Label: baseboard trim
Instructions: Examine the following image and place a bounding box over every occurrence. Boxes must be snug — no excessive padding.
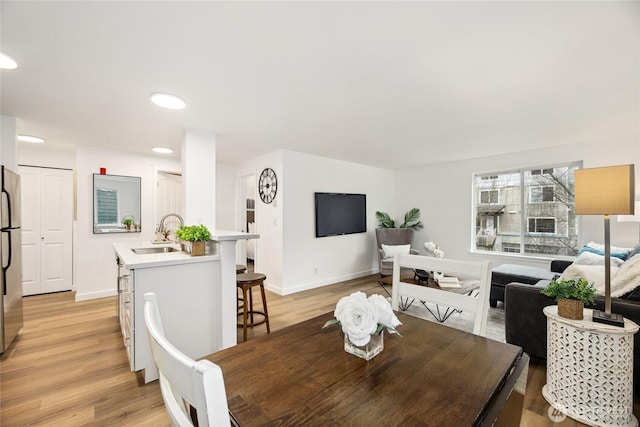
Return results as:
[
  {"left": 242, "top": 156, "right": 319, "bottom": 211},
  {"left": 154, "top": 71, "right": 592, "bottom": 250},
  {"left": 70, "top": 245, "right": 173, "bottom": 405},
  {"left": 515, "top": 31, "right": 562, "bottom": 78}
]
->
[
  {"left": 265, "top": 269, "right": 378, "bottom": 296},
  {"left": 75, "top": 289, "right": 118, "bottom": 301}
]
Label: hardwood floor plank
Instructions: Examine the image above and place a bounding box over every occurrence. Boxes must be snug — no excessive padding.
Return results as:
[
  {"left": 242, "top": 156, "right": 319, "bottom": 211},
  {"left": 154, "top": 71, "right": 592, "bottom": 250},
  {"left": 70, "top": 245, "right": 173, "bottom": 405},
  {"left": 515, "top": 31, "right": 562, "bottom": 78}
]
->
[{"left": 1, "top": 276, "right": 637, "bottom": 426}]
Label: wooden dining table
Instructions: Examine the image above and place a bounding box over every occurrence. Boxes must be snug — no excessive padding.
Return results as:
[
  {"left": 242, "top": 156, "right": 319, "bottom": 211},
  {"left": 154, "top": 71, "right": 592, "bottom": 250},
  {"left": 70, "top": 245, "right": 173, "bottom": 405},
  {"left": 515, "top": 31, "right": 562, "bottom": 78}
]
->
[{"left": 205, "top": 311, "right": 528, "bottom": 426}]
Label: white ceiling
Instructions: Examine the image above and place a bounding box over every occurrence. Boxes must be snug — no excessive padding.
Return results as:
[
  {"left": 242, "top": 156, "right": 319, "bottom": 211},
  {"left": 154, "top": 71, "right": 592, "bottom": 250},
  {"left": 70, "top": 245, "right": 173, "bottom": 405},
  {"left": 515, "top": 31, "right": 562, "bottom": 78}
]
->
[{"left": 1, "top": 1, "right": 638, "bottom": 170}]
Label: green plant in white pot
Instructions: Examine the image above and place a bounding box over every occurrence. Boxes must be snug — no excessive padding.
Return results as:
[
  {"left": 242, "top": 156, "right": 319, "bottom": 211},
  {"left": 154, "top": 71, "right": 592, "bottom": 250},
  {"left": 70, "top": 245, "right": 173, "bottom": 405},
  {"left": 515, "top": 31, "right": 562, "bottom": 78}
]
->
[{"left": 175, "top": 224, "right": 211, "bottom": 256}]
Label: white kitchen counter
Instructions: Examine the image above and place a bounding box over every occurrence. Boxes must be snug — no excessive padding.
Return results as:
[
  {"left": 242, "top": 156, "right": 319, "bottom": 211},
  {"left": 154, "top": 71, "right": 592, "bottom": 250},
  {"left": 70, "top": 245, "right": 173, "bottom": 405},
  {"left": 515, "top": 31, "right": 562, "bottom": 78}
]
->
[
  {"left": 113, "top": 229, "right": 258, "bottom": 269},
  {"left": 113, "top": 241, "right": 220, "bottom": 269},
  {"left": 114, "top": 229, "right": 260, "bottom": 382}
]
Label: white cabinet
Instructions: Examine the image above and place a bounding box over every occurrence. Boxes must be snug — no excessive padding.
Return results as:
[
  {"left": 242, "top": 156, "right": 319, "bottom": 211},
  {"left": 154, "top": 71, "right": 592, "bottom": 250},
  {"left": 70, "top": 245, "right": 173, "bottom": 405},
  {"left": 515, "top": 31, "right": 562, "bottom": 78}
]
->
[{"left": 115, "top": 251, "right": 220, "bottom": 383}]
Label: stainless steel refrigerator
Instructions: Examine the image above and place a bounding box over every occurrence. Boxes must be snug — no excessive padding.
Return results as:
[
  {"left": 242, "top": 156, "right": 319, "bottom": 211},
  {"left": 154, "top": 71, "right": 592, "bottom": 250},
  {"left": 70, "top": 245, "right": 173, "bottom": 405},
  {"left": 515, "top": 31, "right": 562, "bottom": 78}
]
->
[{"left": 1, "top": 165, "right": 23, "bottom": 354}]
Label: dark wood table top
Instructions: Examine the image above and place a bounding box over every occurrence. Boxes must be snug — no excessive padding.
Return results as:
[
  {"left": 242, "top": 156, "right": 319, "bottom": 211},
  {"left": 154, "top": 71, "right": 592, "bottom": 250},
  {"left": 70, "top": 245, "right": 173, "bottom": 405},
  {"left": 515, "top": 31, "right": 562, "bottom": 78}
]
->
[{"left": 205, "top": 312, "right": 524, "bottom": 426}]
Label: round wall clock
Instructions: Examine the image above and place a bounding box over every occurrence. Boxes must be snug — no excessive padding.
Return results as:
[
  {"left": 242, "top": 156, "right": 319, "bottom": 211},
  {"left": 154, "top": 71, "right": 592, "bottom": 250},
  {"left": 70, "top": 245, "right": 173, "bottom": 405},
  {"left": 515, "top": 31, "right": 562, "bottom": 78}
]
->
[{"left": 258, "top": 168, "right": 278, "bottom": 204}]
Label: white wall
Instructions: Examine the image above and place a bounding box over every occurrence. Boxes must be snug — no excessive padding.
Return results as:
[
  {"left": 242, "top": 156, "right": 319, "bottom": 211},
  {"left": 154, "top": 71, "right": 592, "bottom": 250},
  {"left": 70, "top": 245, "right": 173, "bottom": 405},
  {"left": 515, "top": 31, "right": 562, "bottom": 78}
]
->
[
  {"left": 1, "top": 115, "right": 17, "bottom": 170},
  {"left": 395, "top": 136, "right": 640, "bottom": 270},
  {"left": 281, "top": 151, "right": 395, "bottom": 294},
  {"left": 75, "top": 146, "right": 180, "bottom": 301},
  {"left": 238, "top": 151, "right": 284, "bottom": 292},
  {"left": 239, "top": 150, "right": 394, "bottom": 295},
  {"left": 19, "top": 146, "right": 76, "bottom": 170},
  {"left": 216, "top": 162, "right": 238, "bottom": 230}
]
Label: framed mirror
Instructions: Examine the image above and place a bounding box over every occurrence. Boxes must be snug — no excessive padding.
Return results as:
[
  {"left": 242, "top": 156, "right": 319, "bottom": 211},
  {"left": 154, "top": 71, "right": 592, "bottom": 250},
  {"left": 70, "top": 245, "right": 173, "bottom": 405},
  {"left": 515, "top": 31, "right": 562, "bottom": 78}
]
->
[{"left": 93, "top": 174, "right": 141, "bottom": 234}]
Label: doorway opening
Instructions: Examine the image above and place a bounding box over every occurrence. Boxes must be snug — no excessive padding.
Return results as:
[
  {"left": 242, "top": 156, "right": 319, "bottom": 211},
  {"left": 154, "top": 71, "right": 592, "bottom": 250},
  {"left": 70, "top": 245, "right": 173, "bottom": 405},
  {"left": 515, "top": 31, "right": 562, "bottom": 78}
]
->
[{"left": 157, "top": 171, "right": 183, "bottom": 234}]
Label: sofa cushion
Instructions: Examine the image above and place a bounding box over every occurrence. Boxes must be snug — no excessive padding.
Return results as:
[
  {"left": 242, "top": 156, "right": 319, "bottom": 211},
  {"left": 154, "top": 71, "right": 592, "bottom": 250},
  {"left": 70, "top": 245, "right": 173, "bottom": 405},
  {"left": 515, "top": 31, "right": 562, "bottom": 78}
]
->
[{"left": 492, "top": 264, "right": 558, "bottom": 285}]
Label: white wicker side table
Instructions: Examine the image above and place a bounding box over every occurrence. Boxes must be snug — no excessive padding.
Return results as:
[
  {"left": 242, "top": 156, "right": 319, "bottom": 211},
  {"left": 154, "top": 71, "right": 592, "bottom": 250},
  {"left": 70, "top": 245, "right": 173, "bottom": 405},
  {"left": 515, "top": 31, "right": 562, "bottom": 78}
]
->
[{"left": 542, "top": 306, "right": 639, "bottom": 427}]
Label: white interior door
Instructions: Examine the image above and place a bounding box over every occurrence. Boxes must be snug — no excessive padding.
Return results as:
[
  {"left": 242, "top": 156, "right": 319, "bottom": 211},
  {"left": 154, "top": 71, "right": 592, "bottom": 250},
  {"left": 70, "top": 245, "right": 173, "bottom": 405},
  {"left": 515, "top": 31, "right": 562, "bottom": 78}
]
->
[
  {"left": 157, "top": 171, "right": 183, "bottom": 232},
  {"left": 20, "top": 166, "right": 73, "bottom": 296}
]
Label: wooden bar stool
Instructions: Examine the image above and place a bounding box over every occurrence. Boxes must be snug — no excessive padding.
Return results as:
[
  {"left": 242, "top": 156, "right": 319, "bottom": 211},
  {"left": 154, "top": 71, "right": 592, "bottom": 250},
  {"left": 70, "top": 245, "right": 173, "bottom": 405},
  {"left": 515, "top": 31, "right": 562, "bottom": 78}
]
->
[
  {"left": 236, "top": 264, "right": 248, "bottom": 311},
  {"left": 236, "top": 272, "right": 270, "bottom": 342}
]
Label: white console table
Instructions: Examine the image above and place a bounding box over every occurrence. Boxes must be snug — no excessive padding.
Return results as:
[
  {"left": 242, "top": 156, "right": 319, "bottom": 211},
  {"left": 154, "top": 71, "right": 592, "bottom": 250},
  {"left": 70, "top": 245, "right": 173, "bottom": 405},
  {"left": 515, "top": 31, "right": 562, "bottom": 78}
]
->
[{"left": 542, "top": 306, "right": 639, "bottom": 427}]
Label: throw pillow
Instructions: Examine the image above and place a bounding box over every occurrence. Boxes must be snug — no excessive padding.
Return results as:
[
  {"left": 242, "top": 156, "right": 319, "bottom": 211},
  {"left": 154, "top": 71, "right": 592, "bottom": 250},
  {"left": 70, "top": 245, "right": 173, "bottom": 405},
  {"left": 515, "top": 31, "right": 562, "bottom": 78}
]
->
[
  {"left": 381, "top": 244, "right": 411, "bottom": 259},
  {"left": 573, "top": 251, "right": 625, "bottom": 268},
  {"left": 579, "top": 241, "right": 632, "bottom": 260},
  {"left": 627, "top": 244, "right": 640, "bottom": 261}
]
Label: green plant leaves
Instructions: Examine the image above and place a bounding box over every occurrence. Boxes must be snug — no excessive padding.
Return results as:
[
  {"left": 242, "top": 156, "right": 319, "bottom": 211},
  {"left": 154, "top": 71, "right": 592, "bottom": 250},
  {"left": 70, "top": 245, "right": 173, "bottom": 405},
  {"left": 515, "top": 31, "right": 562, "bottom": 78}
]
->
[
  {"left": 399, "top": 208, "right": 424, "bottom": 231},
  {"left": 376, "top": 208, "right": 423, "bottom": 231},
  {"left": 375, "top": 211, "right": 396, "bottom": 228},
  {"left": 541, "top": 278, "right": 596, "bottom": 305},
  {"left": 175, "top": 224, "right": 211, "bottom": 242}
]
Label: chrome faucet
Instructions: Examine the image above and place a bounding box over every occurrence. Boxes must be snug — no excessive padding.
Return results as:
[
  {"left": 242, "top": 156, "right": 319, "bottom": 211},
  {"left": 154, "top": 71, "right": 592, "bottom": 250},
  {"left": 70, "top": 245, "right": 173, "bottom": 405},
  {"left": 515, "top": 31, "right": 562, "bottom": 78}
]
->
[{"left": 158, "top": 213, "right": 184, "bottom": 241}]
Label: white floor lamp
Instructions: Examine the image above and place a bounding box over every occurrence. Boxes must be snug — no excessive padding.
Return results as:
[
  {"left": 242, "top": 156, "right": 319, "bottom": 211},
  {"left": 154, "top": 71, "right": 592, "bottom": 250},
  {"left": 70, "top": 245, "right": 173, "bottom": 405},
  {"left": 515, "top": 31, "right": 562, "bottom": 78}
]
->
[{"left": 575, "top": 164, "right": 635, "bottom": 327}]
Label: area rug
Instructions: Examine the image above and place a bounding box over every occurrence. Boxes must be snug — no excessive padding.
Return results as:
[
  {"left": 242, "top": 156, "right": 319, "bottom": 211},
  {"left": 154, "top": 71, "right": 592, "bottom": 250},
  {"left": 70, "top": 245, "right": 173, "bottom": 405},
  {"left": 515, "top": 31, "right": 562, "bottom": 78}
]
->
[{"left": 400, "top": 299, "right": 506, "bottom": 343}]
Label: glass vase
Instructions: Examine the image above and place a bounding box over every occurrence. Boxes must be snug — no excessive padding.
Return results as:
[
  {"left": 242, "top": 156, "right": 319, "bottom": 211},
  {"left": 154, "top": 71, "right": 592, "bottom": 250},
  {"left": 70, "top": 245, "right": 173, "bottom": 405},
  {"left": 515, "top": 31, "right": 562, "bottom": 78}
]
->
[{"left": 344, "top": 331, "right": 384, "bottom": 361}]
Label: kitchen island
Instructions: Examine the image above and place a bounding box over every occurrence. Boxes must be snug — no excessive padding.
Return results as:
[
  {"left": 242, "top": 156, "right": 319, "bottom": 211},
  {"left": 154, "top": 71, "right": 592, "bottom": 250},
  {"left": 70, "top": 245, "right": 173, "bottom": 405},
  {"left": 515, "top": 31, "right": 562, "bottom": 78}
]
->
[{"left": 114, "top": 230, "right": 258, "bottom": 383}]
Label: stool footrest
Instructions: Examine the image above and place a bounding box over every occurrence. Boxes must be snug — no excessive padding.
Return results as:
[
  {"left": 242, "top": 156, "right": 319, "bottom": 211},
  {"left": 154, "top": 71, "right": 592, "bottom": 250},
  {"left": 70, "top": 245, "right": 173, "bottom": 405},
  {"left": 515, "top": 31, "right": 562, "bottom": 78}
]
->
[{"left": 237, "top": 311, "right": 268, "bottom": 328}]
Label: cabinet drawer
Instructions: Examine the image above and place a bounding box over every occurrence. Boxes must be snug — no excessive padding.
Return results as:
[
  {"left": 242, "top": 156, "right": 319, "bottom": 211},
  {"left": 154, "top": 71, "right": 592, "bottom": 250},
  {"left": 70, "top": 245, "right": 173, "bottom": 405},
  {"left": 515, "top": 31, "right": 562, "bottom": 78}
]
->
[
  {"left": 123, "top": 310, "right": 134, "bottom": 370},
  {"left": 120, "top": 275, "right": 132, "bottom": 293}
]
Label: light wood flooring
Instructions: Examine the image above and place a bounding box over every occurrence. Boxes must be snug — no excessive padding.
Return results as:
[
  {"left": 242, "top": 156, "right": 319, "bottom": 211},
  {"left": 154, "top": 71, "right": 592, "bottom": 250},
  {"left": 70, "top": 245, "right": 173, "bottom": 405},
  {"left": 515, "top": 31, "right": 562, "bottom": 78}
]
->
[{"left": 1, "top": 274, "right": 637, "bottom": 426}]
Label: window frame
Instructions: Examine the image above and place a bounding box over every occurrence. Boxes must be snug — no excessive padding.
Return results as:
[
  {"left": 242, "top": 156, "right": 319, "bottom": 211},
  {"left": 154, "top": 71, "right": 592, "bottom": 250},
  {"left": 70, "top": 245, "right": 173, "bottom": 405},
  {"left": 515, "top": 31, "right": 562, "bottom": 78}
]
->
[
  {"left": 480, "top": 189, "right": 500, "bottom": 204},
  {"left": 472, "top": 161, "right": 582, "bottom": 258},
  {"left": 529, "top": 185, "right": 556, "bottom": 203},
  {"left": 527, "top": 216, "right": 556, "bottom": 234}
]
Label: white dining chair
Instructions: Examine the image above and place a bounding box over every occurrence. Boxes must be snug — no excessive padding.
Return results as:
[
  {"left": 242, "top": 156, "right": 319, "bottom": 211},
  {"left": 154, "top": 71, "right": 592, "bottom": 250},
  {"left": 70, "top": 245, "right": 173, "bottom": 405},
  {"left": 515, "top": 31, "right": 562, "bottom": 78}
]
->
[
  {"left": 143, "top": 292, "right": 236, "bottom": 427},
  {"left": 391, "top": 253, "right": 492, "bottom": 336}
]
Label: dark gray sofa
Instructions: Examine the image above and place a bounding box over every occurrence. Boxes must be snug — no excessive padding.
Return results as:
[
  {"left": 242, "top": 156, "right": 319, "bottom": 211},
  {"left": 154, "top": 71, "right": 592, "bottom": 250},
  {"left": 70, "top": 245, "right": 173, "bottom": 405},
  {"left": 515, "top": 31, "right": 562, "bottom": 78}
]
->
[{"left": 505, "top": 280, "right": 640, "bottom": 390}]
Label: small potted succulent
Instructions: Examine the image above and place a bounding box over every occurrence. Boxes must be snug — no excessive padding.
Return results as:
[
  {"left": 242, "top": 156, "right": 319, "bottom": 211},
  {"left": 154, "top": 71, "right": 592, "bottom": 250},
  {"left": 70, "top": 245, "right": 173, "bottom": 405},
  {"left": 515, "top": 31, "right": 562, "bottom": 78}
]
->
[
  {"left": 541, "top": 278, "right": 596, "bottom": 320},
  {"left": 122, "top": 216, "right": 134, "bottom": 230},
  {"left": 175, "top": 224, "right": 211, "bottom": 256}
]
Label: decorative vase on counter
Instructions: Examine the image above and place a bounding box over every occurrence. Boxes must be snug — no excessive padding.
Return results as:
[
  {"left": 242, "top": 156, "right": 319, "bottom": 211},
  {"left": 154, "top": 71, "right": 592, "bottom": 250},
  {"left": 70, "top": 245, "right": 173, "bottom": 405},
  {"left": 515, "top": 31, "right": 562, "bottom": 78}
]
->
[
  {"left": 344, "top": 331, "right": 384, "bottom": 361},
  {"left": 184, "top": 241, "right": 206, "bottom": 256}
]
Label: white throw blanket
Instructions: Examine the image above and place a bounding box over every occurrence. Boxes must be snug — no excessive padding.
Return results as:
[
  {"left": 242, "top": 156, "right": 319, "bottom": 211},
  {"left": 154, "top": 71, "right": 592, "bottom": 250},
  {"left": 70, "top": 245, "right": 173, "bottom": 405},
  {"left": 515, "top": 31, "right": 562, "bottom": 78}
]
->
[{"left": 560, "top": 254, "right": 640, "bottom": 297}]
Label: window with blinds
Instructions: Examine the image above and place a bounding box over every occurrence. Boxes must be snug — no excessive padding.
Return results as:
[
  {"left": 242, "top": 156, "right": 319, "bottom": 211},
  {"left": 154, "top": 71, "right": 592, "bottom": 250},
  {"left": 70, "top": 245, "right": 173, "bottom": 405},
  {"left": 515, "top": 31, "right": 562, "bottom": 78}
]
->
[{"left": 95, "top": 188, "right": 119, "bottom": 225}]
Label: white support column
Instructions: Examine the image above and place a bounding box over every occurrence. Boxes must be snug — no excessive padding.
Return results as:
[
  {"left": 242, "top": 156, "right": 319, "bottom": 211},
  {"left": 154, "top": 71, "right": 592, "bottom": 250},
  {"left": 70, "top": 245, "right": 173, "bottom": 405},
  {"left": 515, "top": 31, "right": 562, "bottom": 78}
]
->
[
  {"left": 210, "top": 230, "right": 260, "bottom": 350},
  {"left": 217, "top": 239, "right": 238, "bottom": 349},
  {"left": 182, "top": 129, "right": 216, "bottom": 229}
]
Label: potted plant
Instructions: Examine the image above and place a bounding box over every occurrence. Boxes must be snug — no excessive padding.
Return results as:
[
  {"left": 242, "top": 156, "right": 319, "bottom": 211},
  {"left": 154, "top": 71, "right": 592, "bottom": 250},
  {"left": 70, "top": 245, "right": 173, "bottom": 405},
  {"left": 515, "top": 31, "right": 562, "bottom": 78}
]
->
[
  {"left": 541, "top": 278, "right": 596, "bottom": 320},
  {"left": 175, "top": 224, "right": 211, "bottom": 256},
  {"left": 375, "top": 208, "right": 424, "bottom": 231},
  {"left": 122, "top": 216, "right": 134, "bottom": 230}
]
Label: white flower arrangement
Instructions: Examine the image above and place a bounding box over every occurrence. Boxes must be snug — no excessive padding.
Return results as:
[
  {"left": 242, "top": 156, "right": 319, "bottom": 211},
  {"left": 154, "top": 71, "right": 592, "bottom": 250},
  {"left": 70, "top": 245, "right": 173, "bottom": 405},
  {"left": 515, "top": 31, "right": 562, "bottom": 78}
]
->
[
  {"left": 323, "top": 292, "right": 402, "bottom": 346},
  {"left": 424, "top": 241, "right": 445, "bottom": 258}
]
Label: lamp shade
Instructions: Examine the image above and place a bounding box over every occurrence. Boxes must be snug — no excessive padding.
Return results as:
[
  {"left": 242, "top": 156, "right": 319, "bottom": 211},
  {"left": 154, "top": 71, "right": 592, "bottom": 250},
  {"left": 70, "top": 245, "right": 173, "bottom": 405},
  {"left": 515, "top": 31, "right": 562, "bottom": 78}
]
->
[{"left": 575, "top": 164, "right": 635, "bottom": 215}]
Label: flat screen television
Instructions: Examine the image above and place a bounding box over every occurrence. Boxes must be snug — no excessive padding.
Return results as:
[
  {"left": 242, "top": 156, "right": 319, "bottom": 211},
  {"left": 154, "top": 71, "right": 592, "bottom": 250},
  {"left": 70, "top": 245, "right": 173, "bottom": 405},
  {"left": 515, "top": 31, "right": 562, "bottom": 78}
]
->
[{"left": 315, "top": 192, "right": 367, "bottom": 238}]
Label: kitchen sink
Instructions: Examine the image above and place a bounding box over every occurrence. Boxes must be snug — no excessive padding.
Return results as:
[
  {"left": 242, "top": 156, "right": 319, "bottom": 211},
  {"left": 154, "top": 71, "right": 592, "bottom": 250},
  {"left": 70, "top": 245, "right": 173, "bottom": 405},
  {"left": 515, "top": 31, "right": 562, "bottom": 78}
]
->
[{"left": 131, "top": 247, "right": 180, "bottom": 255}]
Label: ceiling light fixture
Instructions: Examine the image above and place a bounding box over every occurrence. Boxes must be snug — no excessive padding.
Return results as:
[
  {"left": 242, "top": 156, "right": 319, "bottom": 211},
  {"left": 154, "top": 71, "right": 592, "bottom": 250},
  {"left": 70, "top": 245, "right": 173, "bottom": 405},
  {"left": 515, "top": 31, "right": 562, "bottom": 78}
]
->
[
  {"left": 17, "top": 134, "right": 45, "bottom": 143},
  {"left": 0, "top": 52, "right": 18, "bottom": 70},
  {"left": 152, "top": 147, "right": 173, "bottom": 154},
  {"left": 150, "top": 93, "right": 186, "bottom": 110}
]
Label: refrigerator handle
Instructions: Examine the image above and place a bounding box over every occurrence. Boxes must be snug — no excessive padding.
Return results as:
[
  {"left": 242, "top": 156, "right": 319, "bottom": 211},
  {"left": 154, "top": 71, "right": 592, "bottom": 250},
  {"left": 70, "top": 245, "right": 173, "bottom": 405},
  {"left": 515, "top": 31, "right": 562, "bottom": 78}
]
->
[
  {"left": 2, "top": 188, "right": 11, "bottom": 228},
  {"left": 1, "top": 230, "right": 9, "bottom": 296}
]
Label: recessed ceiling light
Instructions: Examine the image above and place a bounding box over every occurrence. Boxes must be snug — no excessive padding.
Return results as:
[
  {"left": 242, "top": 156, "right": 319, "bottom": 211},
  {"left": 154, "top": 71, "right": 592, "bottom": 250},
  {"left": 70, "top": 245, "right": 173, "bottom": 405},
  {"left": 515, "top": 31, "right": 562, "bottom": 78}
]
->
[
  {"left": 0, "top": 52, "right": 18, "bottom": 70},
  {"left": 150, "top": 93, "right": 186, "bottom": 110},
  {"left": 152, "top": 147, "right": 173, "bottom": 154},
  {"left": 17, "top": 134, "right": 45, "bottom": 143}
]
